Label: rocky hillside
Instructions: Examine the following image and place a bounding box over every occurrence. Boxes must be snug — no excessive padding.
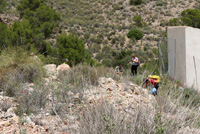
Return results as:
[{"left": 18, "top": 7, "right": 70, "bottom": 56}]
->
[
  {"left": 1, "top": 1, "right": 200, "bottom": 133},
  {"left": 1, "top": 0, "right": 199, "bottom": 69},
  {"left": 0, "top": 76, "right": 155, "bottom": 133},
  {"left": 2, "top": 0, "right": 199, "bottom": 50},
  {"left": 0, "top": 64, "right": 155, "bottom": 133}
]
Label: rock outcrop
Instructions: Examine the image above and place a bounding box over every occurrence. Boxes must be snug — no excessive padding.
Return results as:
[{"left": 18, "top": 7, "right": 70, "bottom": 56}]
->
[
  {"left": 56, "top": 64, "right": 70, "bottom": 75},
  {"left": 1, "top": 74, "right": 199, "bottom": 134},
  {"left": 84, "top": 77, "right": 156, "bottom": 114}
]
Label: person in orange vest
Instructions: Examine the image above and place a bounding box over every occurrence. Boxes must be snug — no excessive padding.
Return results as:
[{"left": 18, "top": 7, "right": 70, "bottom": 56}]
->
[{"left": 143, "top": 75, "right": 160, "bottom": 96}]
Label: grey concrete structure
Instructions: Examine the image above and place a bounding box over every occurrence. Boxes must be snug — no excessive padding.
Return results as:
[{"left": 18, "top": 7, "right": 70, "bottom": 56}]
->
[{"left": 168, "top": 26, "right": 200, "bottom": 90}]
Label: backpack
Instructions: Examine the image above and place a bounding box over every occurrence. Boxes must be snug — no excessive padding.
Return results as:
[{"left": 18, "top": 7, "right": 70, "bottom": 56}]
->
[{"left": 138, "top": 59, "right": 140, "bottom": 66}]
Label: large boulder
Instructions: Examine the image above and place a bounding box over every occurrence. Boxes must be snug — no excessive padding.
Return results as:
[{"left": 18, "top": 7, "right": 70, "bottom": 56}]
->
[{"left": 57, "top": 64, "right": 70, "bottom": 75}]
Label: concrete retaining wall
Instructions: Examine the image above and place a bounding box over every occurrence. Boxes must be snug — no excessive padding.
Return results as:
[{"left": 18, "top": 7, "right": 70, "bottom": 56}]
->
[{"left": 168, "top": 26, "right": 200, "bottom": 90}]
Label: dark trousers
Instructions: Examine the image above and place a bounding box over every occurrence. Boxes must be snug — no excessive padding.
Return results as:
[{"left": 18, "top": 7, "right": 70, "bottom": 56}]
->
[{"left": 131, "top": 65, "right": 138, "bottom": 75}]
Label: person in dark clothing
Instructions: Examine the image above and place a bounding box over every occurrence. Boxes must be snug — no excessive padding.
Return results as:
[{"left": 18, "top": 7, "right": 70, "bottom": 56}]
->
[{"left": 131, "top": 54, "right": 139, "bottom": 75}]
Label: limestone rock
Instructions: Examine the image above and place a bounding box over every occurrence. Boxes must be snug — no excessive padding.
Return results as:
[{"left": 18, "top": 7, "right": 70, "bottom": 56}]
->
[
  {"left": 98, "top": 77, "right": 119, "bottom": 91},
  {"left": 0, "top": 120, "right": 10, "bottom": 127},
  {"left": 57, "top": 64, "right": 70, "bottom": 75},
  {"left": 11, "top": 116, "right": 19, "bottom": 123}
]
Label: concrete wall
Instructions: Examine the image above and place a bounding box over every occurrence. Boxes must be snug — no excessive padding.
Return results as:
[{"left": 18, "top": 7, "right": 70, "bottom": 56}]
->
[
  {"left": 167, "top": 26, "right": 186, "bottom": 84},
  {"left": 168, "top": 26, "right": 200, "bottom": 90},
  {"left": 185, "top": 27, "right": 200, "bottom": 90}
]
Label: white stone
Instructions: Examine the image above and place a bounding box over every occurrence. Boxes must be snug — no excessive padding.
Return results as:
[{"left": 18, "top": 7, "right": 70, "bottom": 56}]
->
[
  {"left": 57, "top": 64, "right": 70, "bottom": 75},
  {"left": 7, "top": 107, "right": 17, "bottom": 113}
]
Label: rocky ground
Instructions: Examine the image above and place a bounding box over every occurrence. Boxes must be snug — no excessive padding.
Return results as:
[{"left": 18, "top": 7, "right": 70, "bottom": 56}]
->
[
  {"left": 0, "top": 64, "right": 157, "bottom": 134},
  {"left": 1, "top": 64, "right": 200, "bottom": 134}
]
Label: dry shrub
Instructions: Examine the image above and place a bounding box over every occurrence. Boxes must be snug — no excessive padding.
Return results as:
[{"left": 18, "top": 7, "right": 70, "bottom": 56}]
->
[
  {"left": 0, "top": 48, "right": 44, "bottom": 96},
  {"left": 0, "top": 101, "right": 11, "bottom": 112},
  {"left": 79, "top": 100, "right": 200, "bottom": 134},
  {"left": 77, "top": 72, "right": 200, "bottom": 134},
  {"left": 154, "top": 75, "right": 200, "bottom": 133},
  {"left": 53, "top": 64, "right": 120, "bottom": 117},
  {"left": 59, "top": 64, "right": 120, "bottom": 87},
  {"left": 15, "top": 83, "right": 49, "bottom": 116},
  {"left": 79, "top": 101, "right": 156, "bottom": 134}
]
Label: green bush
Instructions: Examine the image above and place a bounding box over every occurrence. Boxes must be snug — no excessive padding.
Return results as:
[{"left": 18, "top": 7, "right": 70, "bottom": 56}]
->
[
  {"left": 168, "top": 18, "right": 181, "bottom": 26},
  {"left": 95, "top": 52, "right": 103, "bottom": 61},
  {"left": 112, "top": 57, "right": 130, "bottom": 69},
  {"left": 35, "top": 4, "right": 60, "bottom": 23},
  {"left": 160, "top": 75, "right": 200, "bottom": 108},
  {"left": 181, "top": 9, "right": 200, "bottom": 28},
  {"left": 130, "top": 0, "right": 142, "bottom": 5},
  {"left": 9, "top": 19, "right": 33, "bottom": 47},
  {"left": 102, "top": 46, "right": 111, "bottom": 54},
  {"left": 133, "top": 15, "right": 143, "bottom": 27},
  {"left": 0, "top": 22, "right": 9, "bottom": 49},
  {"left": 84, "top": 33, "right": 90, "bottom": 40},
  {"left": 40, "top": 22, "right": 52, "bottom": 38},
  {"left": 127, "top": 28, "right": 143, "bottom": 40},
  {"left": 57, "top": 33, "right": 89, "bottom": 66},
  {"left": 102, "top": 59, "right": 112, "bottom": 67},
  {"left": 0, "top": 0, "right": 6, "bottom": 13},
  {"left": 17, "top": 0, "right": 43, "bottom": 14},
  {"left": 12, "top": 0, "right": 60, "bottom": 54}
]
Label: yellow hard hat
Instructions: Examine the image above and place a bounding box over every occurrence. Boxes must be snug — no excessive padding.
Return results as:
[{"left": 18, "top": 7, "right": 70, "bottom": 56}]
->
[{"left": 149, "top": 75, "right": 160, "bottom": 82}]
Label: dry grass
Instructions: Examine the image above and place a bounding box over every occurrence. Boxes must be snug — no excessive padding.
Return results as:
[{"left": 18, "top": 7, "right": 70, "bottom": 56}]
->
[
  {"left": 58, "top": 64, "right": 120, "bottom": 87},
  {"left": 14, "top": 82, "right": 49, "bottom": 116},
  {"left": 77, "top": 72, "right": 200, "bottom": 134},
  {"left": 79, "top": 101, "right": 155, "bottom": 134},
  {"left": 0, "top": 47, "right": 44, "bottom": 96},
  {"left": 50, "top": 64, "right": 121, "bottom": 118}
]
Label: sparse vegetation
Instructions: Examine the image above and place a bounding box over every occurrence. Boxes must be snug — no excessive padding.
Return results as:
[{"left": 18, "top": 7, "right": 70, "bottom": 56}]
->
[
  {"left": 1, "top": 0, "right": 200, "bottom": 133},
  {"left": 0, "top": 48, "right": 44, "bottom": 97},
  {"left": 133, "top": 15, "right": 143, "bottom": 27},
  {"left": 15, "top": 83, "right": 49, "bottom": 116}
]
